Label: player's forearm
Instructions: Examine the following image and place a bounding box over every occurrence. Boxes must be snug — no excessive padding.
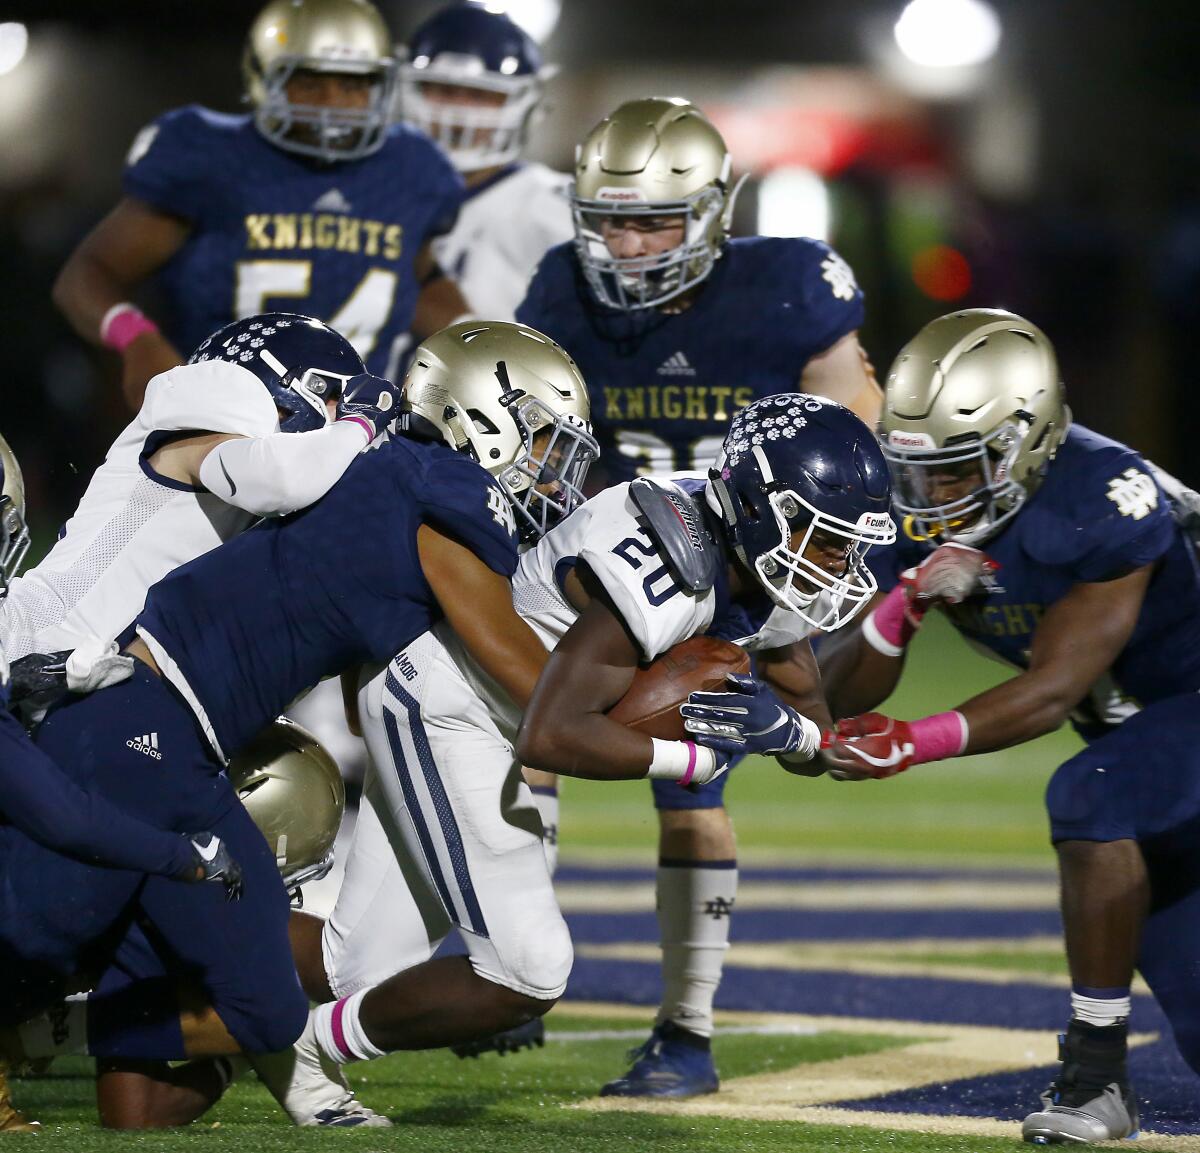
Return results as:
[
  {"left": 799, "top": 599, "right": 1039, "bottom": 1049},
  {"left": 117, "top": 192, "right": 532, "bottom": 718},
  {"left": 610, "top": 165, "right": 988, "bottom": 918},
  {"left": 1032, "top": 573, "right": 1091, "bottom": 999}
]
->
[
  {"left": 817, "top": 627, "right": 905, "bottom": 718},
  {"left": 516, "top": 710, "right": 672, "bottom": 780},
  {"left": 52, "top": 249, "right": 140, "bottom": 346},
  {"left": 957, "top": 674, "right": 1080, "bottom": 755},
  {"left": 198, "top": 421, "right": 369, "bottom": 517},
  {"left": 0, "top": 713, "right": 194, "bottom": 876},
  {"left": 410, "top": 274, "right": 472, "bottom": 341}
]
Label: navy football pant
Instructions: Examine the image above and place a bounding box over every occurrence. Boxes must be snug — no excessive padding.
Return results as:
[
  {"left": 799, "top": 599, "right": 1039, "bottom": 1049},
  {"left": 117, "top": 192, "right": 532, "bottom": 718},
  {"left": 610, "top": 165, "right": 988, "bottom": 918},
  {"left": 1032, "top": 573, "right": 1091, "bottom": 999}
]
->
[
  {"left": 0, "top": 664, "right": 306, "bottom": 1054},
  {"left": 1046, "top": 692, "right": 1200, "bottom": 1076}
]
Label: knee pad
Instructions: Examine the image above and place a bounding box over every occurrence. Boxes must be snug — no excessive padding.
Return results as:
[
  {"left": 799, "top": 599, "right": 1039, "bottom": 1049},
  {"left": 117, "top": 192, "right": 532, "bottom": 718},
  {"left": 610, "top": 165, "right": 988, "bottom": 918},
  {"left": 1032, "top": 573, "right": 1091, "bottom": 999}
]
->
[{"left": 469, "top": 914, "right": 573, "bottom": 1002}]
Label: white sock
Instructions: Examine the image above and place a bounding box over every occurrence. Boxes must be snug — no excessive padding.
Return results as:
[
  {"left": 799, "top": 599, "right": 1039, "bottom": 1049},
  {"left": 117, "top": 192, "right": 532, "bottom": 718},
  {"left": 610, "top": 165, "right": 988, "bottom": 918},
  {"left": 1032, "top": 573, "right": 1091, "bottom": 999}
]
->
[
  {"left": 16, "top": 995, "right": 89, "bottom": 1058},
  {"left": 1071, "top": 991, "right": 1131, "bottom": 1028},
  {"left": 530, "top": 785, "right": 560, "bottom": 876},
  {"left": 655, "top": 861, "right": 737, "bottom": 1039},
  {"left": 313, "top": 991, "right": 387, "bottom": 1065}
]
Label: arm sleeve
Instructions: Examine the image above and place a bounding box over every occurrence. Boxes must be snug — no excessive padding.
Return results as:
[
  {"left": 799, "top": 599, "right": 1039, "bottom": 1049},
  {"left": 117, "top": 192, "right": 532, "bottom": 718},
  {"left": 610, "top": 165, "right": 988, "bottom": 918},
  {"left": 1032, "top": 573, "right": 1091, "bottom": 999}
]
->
[
  {"left": 198, "top": 419, "right": 369, "bottom": 517},
  {"left": 143, "top": 360, "right": 280, "bottom": 438},
  {"left": 0, "top": 709, "right": 194, "bottom": 877}
]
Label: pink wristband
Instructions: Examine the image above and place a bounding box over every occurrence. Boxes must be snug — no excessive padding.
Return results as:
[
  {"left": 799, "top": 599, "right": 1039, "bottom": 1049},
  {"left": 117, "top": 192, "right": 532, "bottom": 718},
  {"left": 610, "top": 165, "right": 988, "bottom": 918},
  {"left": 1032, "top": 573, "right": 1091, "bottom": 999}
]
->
[
  {"left": 100, "top": 304, "right": 159, "bottom": 353},
  {"left": 862, "top": 584, "right": 921, "bottom": 656},
  {"left": 908, "top": 711, "right": 969, "bottom": 764},
  {"left": 677, "top": 741, "right": 699, "bottom": 787},
  {"left": 337, "top": 415, "right": 375, "bottom": 443}
]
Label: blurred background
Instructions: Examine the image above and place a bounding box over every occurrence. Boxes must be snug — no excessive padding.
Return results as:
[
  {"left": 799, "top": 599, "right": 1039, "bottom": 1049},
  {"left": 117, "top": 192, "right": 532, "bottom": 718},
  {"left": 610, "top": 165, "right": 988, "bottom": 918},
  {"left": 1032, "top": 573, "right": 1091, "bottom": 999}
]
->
[{"left": 3, "top": 0, "right": 1200, "bottom": 540}]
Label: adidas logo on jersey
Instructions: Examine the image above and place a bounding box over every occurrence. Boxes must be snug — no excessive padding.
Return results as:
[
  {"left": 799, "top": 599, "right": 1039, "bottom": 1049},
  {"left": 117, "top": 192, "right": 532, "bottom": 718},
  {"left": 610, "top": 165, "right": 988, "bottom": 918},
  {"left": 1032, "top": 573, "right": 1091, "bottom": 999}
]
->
[
  {"left": 657, "top": 351, "right": 696, "bottom": 377},
  {"left": 127, "top": 732, "right": 162, "bottom": 760},
  {"left": 311, "top": 189, "right": 353, "bottom": 214}
]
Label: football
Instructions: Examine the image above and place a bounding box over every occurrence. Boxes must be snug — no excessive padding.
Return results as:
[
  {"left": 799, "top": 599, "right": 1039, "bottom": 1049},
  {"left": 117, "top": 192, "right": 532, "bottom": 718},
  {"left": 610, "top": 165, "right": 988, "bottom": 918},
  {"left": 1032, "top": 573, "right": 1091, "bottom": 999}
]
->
[{"left": 608, "top": 635, "right": 751, "bottom": 741}]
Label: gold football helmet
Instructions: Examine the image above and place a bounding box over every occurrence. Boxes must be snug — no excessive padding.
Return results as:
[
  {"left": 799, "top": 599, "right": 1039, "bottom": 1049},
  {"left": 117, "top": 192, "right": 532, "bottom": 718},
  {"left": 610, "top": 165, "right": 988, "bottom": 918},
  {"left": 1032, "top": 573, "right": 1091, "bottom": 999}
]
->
[
  {"left": 243, "top": 0, "right": 397, "bottom": 162},
  {"left": 401, "top": 320, "right": 599, "bottom": 541},
  {"left": 571, "top": 97, "right": 739, "bottom": 311},
  {"left": 882, "top": 309, "right": 1070, "bottom": 545},
  {"left": 229, "top": 716, "right": 345, "bottom": 896},
  {"left": 0, "top": 434, "right": 30, "bottom": 597}
]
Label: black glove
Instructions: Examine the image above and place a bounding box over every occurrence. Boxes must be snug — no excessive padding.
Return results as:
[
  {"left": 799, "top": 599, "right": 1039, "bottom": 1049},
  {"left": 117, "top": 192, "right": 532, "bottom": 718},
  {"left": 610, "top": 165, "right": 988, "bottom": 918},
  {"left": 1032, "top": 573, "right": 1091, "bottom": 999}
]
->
[
  {"left": 335, "top": 373, "right": 400, "bottom": 439},
  {"left": 7, "top": 650, "right": 70, "bottom": 717},
  {"left": 181, "top": 832, "right": 244, "bottom": 902}
]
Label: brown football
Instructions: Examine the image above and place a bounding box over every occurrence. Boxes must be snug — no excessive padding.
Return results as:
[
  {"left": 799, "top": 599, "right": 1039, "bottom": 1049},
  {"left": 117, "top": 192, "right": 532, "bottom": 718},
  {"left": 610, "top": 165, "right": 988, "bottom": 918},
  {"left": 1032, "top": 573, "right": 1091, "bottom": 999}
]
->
[{"left": 608, "top": 635, "right": 751, "bottom": 741}]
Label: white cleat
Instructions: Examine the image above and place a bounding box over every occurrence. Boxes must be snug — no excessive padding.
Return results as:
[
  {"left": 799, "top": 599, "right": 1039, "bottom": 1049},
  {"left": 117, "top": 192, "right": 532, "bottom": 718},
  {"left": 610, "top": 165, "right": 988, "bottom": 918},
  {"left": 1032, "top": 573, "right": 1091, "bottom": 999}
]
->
[
  {"left": 1022, "top": 1081, "right": 1140, "bottom": 1144},
  {"left": 251, "top": 1014, "right": 391, "bottom": 1128}
]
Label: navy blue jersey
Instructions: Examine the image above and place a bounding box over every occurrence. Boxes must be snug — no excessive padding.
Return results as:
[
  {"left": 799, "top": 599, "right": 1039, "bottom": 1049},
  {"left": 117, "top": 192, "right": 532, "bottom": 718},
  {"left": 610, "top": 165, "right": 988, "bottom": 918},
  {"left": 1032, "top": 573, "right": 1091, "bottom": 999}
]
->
[
  {"left": 124, "top": 106, "right": 464, "bottom": 377},
  {"left": 516, "top": 236, "right": 863, "bottom": 484},
  {"left": 0, "top": 699, "right": 193, "bottom": 879},
  {"left": 869, "top": 425, "right": 1200, "bottom": 732},
  {"left": 137, "top": 437, "right": 518, "bottom": 758}
]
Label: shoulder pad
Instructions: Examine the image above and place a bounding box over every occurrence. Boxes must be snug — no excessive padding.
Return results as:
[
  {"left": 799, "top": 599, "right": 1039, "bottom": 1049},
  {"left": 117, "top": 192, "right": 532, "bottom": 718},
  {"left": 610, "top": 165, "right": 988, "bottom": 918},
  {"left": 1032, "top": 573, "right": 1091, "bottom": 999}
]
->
[{"left": 629, "top": 478, "right": 720, "bottom": 593}]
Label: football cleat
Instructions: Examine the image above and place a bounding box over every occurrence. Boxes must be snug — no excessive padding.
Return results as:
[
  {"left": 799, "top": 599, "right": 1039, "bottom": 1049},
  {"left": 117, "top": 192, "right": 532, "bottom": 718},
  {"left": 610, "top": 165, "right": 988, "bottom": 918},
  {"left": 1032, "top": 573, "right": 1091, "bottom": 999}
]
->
[
  {"left": 251, "top": 1015, "right": 390, "bottom": 1129},
  {"left": 451, "top": 1017, "right": 545, "bottom": 1060},
  {"left": 599, "top": 1023, "right": 719, "bottom": 1099},
  {"left": 1021, "top": 1021, "right": 1139, "bottom": 1145},
  {"left": 0, "top": 1063, "right": 39, "bottom": 1133}
]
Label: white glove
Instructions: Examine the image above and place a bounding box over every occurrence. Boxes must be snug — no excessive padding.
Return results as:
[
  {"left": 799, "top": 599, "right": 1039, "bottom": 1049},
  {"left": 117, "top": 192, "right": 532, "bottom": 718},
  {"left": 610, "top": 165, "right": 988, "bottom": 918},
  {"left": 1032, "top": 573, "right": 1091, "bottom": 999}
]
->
[{"left": 65, "top": 639, "right": 135, "bottom": 694}]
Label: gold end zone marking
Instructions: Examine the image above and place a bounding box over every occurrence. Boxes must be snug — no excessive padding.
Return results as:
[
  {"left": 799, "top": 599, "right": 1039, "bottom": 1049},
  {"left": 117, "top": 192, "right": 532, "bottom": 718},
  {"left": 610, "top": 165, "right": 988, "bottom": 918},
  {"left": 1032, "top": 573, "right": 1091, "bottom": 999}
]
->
[{"left": 563, "top": 1003, "right": 1184, "bottom": 1146}]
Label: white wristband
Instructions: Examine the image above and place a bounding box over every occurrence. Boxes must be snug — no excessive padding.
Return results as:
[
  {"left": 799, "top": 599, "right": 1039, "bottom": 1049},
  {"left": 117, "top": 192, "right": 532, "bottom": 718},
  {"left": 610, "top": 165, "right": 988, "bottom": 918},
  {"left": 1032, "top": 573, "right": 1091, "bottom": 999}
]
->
[{"left": 647, "top": 738, "right": 717, "bottom": 786}]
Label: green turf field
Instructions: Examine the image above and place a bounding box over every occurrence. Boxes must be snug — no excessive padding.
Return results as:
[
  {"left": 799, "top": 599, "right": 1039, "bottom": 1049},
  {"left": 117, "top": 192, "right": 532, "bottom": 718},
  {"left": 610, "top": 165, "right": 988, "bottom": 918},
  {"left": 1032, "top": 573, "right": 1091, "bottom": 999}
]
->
[
  {"left": 8, "top": 616, "right": 1125, "bottom": 1148},
  {"left": 11, "top": 1014, "right": 1033, "bottom": 1152},
  {"left": 561, "top": 615, "right": 1075, "bottom": 864}
]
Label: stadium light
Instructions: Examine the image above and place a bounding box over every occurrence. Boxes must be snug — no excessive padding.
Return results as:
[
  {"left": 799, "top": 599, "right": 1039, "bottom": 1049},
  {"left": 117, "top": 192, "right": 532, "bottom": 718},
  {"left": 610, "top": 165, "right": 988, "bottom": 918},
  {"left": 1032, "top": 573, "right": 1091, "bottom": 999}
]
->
[
  {"left": 893, "top": 0, "right": 1001, "bottom": 68},
  {"left": 0, "top": 22, "right": 28, "bottom": 76},
  {"left": 756, "top": 167, "right": 832, "bottom": 242},
  {"left": 482, "top": 0, "right": 561, "bottom": 42}
]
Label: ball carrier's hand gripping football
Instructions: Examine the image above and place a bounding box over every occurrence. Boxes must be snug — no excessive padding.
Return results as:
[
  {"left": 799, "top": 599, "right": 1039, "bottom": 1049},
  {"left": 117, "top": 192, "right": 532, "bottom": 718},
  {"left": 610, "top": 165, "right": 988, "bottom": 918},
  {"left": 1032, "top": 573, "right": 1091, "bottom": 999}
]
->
[{"left": 682, "top": 675, "right": 822, "bottom": 760}]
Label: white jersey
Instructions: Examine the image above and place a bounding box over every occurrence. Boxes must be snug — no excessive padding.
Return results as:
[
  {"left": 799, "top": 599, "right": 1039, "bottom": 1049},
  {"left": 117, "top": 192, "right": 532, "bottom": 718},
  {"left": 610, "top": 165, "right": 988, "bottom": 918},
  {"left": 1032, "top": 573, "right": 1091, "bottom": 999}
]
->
[
  {"left": 439, "top": 479, "right": 815, "bottom": 737},
  {"left": 433, "top": 162, "right": 573, "bottom": 321},
  {"left": 2, "top": 361, "right": 277, "bottom": 659}
]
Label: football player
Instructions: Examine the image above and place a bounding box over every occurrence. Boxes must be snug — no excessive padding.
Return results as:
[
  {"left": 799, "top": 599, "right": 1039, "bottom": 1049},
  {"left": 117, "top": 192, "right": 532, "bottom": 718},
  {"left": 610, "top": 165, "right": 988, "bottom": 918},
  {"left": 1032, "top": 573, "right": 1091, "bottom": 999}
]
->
[
  {"left": 398, "top": 4, "right": 573, "bottom": 320},
  {"left": 261, "top": 394, "right": 894, "bottom": 1124},
  {"left": 0, "top": 444, "right": 243, "bottom": 1134},
  {"left": 2, "top": 313, "right": 392, "bottom": 671},
  {"left": 817, "top": 309, "right": 1200, "bottom": 1144},
  {"left": 86, "top": 718, "right": 346, "bottom": 1130},
  {"left": 513, "top": 95, "right": 884, "bottom": 1095},
  {"left": 52, "top": 0, "right": 470, "bottom": 410},
  {"left": 0, "top": 320, "right": 596, "bottom": 1129}
]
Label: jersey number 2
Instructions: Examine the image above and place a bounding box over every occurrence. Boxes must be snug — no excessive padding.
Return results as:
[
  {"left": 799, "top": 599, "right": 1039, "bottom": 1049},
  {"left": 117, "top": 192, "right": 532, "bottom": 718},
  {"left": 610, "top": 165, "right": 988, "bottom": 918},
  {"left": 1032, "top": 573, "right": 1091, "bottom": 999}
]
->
[{"left": 612, "top": 530, "right": 681, "bottom": 607}]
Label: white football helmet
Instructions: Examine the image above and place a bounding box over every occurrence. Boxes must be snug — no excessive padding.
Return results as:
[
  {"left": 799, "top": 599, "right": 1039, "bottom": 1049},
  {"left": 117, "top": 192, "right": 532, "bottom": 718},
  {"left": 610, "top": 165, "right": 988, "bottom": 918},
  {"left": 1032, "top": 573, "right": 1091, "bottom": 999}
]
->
[{"left": 399, "top": 4, "right": 554, "bottom": 172}]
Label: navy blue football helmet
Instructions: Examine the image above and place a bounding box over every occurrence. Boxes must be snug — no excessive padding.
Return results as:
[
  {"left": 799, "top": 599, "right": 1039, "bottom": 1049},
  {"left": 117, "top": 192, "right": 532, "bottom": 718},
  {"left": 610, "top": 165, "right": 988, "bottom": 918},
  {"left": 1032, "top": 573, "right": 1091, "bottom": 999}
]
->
[
  {"left": 399, "top": 4, "right": 553, "bottom": 172},
  {"left": 706, "top": 395, "right": 895, "bottom": 632},
  {"left": 189, "top": 314, "right": 365, "bottom": 433},
  {"left": 0, "top": 435, "right": 30, "bottom": 600}
]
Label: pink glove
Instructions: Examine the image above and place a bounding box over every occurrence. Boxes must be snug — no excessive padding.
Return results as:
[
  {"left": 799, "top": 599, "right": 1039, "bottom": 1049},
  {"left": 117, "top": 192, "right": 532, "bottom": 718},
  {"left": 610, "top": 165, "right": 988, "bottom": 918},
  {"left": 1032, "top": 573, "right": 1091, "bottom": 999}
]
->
[{"left": 820, "top": 710, "right": 968, "bottom": 780}]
